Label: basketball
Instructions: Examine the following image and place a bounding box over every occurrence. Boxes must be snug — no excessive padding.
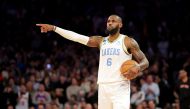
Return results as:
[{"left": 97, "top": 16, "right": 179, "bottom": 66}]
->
[{"left": 120, "top": 60, "right": 138, "bottom": 74}]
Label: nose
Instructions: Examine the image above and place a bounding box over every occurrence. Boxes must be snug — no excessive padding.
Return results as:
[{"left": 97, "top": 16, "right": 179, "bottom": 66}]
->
[{"left": 108, "top": 22, "right": 112, "bottom": 26}]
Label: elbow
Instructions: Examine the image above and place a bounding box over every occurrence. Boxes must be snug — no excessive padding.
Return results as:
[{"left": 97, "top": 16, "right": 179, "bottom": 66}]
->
[{"left": 142, "top": 59, "right": 149, "bottom": 70}]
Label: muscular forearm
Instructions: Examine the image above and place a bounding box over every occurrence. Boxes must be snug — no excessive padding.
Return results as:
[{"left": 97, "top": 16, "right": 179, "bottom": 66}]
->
[{"left": 54, "top": 26, "right": 89, "bottom": 45}]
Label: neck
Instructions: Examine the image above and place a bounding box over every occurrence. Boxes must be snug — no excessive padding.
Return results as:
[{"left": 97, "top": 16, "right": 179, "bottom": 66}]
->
[{"left": 108, "top": 32, "right": 120, "bottom": 42}]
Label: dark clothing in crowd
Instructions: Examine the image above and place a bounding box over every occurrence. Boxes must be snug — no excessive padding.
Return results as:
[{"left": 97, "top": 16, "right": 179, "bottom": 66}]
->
[
  {"left": 85, "top": 90, "right": 98, "bottom": 105},
  {"left": 176, "top": 78, "right": 190, "bottom": 109},
  {"left": 56, "top": 81, "right": 70, "bottom": 104},
  {"left": 158, "top": 79, "right": 173, "bottom": 107},
  {"left": 0, "top": 91, "right": 18, "bottom": 109}
]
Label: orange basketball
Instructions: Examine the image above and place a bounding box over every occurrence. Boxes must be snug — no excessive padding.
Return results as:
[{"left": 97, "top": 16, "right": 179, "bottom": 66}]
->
[{"left": 120, "top": 60, "right": 138, "bottom": 74}]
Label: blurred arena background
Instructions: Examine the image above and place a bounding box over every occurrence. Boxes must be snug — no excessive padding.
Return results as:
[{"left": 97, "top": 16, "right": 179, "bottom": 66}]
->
[{"left": 0, "top": 0, "right": 190, "bottom": 109}]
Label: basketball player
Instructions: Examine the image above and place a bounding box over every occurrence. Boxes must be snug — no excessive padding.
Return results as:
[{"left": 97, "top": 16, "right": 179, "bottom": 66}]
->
[{"left": 36, "top": 15, "right": 149, "bottom": 109}]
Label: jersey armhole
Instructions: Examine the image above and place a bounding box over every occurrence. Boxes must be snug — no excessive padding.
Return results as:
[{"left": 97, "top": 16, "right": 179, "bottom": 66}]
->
[{"left": 122, "top": 35, "right": 130, "bottom": 54}]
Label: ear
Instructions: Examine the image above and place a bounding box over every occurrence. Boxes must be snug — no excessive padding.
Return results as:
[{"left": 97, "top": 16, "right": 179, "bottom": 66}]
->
[{"left": 119, "top": 23, "right": 123, "bottom": 28}]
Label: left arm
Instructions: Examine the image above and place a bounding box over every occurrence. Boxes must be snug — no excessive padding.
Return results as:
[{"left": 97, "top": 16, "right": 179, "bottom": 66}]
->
[
  {"left": 123, "top": 37, "right": 149, "bottom": 79},
  {"left": 125, "top": 37, "right": 149, "bottom": 71}
]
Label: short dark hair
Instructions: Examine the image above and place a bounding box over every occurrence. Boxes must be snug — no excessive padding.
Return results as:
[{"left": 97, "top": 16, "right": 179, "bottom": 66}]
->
[{"left": 109, "top": 14, "right": 122, "bottom": 23}]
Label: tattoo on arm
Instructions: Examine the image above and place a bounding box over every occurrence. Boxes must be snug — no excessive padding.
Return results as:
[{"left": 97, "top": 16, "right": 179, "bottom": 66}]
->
[{"left": 128, "top": 38, "right": 149, "bottom": 71}]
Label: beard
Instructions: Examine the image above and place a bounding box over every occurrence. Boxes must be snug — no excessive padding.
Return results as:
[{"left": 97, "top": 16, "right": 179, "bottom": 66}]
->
[{"left": 105, "top": 26, "right": 119, "bottom": 35}]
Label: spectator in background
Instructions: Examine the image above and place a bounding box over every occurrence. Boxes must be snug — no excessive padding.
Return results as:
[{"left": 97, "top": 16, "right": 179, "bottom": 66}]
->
[
  {"left": 16, "top": 84, "right": 30, "bottom": 109},
  {"left": 158, "top": 72, "right": 173, "bottom": 108},
  {"left": 51, "top": 88, "right": 64, "bottom": 109},
  {"left": 148, "top": 100, "right": 161, "bottom": 109},
  {"left": 64, "top": 103, "right": 72, "bottom": 109},
  {"left": 141, "top": 74, "right": 160, "bottom": 104},
  {"left": 50, "top": 102, "right": 60, "bottom": 109},
  {"left": 37, "top": 104, "right": 45, "bottom": 109},
  {"left": 78, "top": 98, "right": 87, "bottom": 109},
  {"left": 136, "top": 101, "right": 147, "bottom": 109},
  {"left": 1, "top": 85, "right": 18, "bottom": 109},
  {"left": 43, "top": 76, "right": 51, "bottom": 91},
  {"left": 26, "top": 81, "right": 35, "bottom": 108},
  {"left": 49, "top": 73, "right": 59, "bottom": 90},
  {"left": 85, "top": 81, "right": 98, "bottom": 108},
  {"left": 80, "top": 77, "right": 91, "bottom": 94},
  {"left": 29, "top": 106, "right": 35, "bottom": 109},
  {"left": 32, "top": 83, "right": 52, "bottom": 106},
  {"left": 73, "top": 103, "right": 80, "bottom": 109},
  {"left": 174, "top": 69, "right": 190, "bottom": 109},
  {"left": 85, "top": 103, "right": 93, "bottom": 109},
  {"left": 29, "top": 74, "right": 40, "bottom": 91},
  {"left": 171, "top": 99, "right": 180, "bottom": 109},
  {"left": 130, "top": 84, "right": 145, "bottom": 109},
  {"left": 67, "top": 94, "right": 78, "bottom": 108},
  {"left": 66, "top": 78, "right": 81, "bottom": 101},
  {"left": 7, "top": 104, "right": 14, "bottom": 109},
  {"left": 8, "top": 77, "right": 19, "bottom": 93},
  {"left": 56, "top": 75, "right": 70, "bottom": 104}
]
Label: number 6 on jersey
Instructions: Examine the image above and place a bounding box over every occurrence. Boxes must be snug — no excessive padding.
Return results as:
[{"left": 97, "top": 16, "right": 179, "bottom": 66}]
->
[{"left": 107, "top": 58, "right": 112, "bottom": 66}]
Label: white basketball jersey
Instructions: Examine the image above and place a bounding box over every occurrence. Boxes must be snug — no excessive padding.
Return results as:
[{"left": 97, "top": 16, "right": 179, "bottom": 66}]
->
[
  {"left": 97, "top": 34, "right": 132, "bottom": 84},
  {"left": 16, "top": 92, "right": 29, "bottom": 109}
]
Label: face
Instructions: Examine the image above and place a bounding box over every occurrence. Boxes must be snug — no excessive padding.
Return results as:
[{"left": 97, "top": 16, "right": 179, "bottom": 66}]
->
[
  {"left": 72, "top": 78, "right": 78, "bottom": 85},
  {"left": 7, "top": 105, "right": 14, "bottom": 109},
  {"left": 73, "top": 104, "right": 79, "bottom": 109},
  {"left": 85, "top": 104, "right": 93, "bottom": 109},
  {"left": 52, "top": 104, "right": 59, "bottom": 109},
  {"left": 60, "top": 75, "right": 66, "bottom": 83},
  {"left": 8, "top": 78, "right": 15, "bottom": 85},
  {"left": 20, "top": 85, "right": 26, "bottom": 94},
  {"left": 26, "top": 81, "right": 33, "bottom": 90},
  {"left": 106, "top": 15, "right": 122, "bottom": 35},
  {"left": 65, "top": 103, "right": 71, "bottom": 109},
  {"left": 38, "top": 105, "right": 45, "bottom": 109},
  {"left": 146, "top": 75, "right": 153, "bottom": 84},
  {"left": 148, "top": 100, "right": 155, "bottom": 109},
  {"left": 39, "top": 84, "right": 45, "bottom": 92},
  {"left": 179, "top": 70, "right": 187, "bottom": 80},
  {"left": 55, "top": 88, "right": 62, "bottom": 96},
  {"left": 29, "top": 107, "right": 35, "bottom": 109},
  {"left": 131, "top": 85, "right": 137, "bottom": 93}
]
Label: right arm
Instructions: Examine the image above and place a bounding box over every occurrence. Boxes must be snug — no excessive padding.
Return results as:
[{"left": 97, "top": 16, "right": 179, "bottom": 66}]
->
[{"left": 36, "top": 24, "right": 103, "bottom": 47}]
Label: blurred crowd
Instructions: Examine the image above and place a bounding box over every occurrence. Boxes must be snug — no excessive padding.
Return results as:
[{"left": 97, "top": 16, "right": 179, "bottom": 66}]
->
[
  {"left": 0, "top": 45, "right": 99, "bottom": 109},
  {"left": 0, "top": 0, "right": 190, "bottom": 109}
]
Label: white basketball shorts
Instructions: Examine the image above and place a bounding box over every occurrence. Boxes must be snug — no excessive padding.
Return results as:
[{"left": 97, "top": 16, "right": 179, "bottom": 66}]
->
[{"left": 98, "top": 80, "right": 130, "bottom": 109}]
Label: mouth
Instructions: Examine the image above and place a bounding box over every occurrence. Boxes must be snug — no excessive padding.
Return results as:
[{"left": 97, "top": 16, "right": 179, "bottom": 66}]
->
[
  {"left": 107, "top": 26, "right": 113, "bottom": 31},
  {"left": 105, "top": 26, "right": 119, "bottom": 35}
]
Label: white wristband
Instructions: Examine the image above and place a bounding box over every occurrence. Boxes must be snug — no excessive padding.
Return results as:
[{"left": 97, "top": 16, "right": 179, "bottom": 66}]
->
[{"left": 54, "top": 26, "right": 89, "bottom": 45}]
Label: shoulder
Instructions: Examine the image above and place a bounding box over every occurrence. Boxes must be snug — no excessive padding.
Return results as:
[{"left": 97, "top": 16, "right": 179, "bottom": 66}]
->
[
  {"left": 124, "top": 36, "right": 139, "bottom": 46},
  {"left": 141, "top": 83, "right": 148, "bottom": 88},
  {"left": 123, "top": 36, "right": 140, "bottom": 52},
  {"left": 152, "top": 82, "right": 159, "bottom": 87}
]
